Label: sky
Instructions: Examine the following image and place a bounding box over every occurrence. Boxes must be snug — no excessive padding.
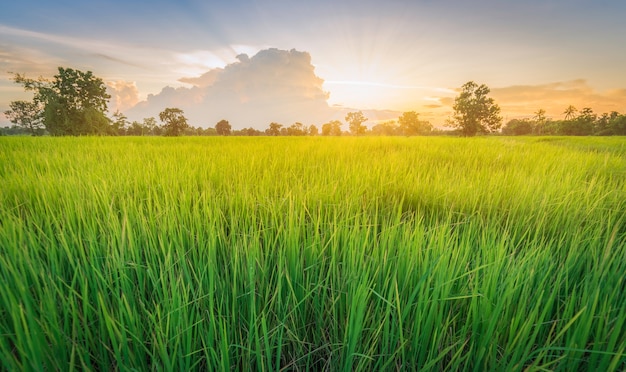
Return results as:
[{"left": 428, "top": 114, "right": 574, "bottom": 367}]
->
[{"left": 2, "top": 0, "right": 626, "bottom": 129}]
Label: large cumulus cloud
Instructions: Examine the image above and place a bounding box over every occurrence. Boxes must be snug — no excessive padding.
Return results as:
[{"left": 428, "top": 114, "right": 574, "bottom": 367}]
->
[{"left": 128, "top": 48, "right": 337, "bottom": 128}]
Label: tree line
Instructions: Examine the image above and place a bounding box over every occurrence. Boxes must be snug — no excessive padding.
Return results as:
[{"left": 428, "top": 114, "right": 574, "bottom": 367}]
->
[{"left": 3, "top": 67, "right": 626, "bottom": 137}]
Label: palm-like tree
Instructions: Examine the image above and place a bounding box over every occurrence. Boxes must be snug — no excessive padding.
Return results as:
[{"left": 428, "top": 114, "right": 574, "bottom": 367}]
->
[{"left": 563, "top": 105, "right": 577, "bottom": 120}]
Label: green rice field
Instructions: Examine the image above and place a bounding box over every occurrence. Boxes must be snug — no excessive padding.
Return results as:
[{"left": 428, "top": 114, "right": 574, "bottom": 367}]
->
[{"left": 1, "top": 136, "right": 625, "bottom": 370}]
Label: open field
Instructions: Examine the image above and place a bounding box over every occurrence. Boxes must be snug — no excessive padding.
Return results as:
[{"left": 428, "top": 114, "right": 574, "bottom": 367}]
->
[{"left": 1, "top": 136, "right": 625, "bottom": 370}]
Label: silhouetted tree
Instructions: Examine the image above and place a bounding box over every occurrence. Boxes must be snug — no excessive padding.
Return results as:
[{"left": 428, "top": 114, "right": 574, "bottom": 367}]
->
[
  {"left": 562, "top": 107, "right": 594, "bottom": 135},
  {"left": 563, "top": 105, "right": 577, "bottom": 120},
  {"left": 215, "top": 119, "right": 232, "bottom": 135},
  {"left": 159, "top": 108, "right": 188, "bottom": 136},
  {"left": 502, "top": 119, "right": 533, "bottom": 135},
  {"left": 321, "top": 120, "right": 342, "bottom": 136},
  {"left": 346, "top": 111, "right": 368, "bottom": 136},
  {"left": 398, "top": 111, "right": 432, "bottom": 135},
  {"left": 371, "top": 120, "right": 399, "bottom": 136},
  {"left": 266, "top": 122, "right": 282, "bottom": 136},
  {"left": 532, "top": 108, "right": 547, "bottom": 134},
  {"left": 448, "top": 81, "right": 502, "bottom": 136},
  {"left": 287, "top": 122, "right": 307, "bottom": 136}
]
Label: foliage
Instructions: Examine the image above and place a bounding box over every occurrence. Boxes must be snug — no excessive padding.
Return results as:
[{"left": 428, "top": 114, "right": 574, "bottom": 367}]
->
[
  {"left": 321, "top": 120, "right": 342, "bottom": 136},
  {"left": 265, "top": 122, "right": 282, "bottom": 136},
  {"left": 3, "top": 100, "right": 45, "bottom": 135},
  {"left": 371, "top": 120, "right": 399, "bottom": 136},
  {"left": 345, "top": 111, "right": 368, "bottom": 136},
  {"left": 215, "top": 119, "right": 232, "bottom": 136},
  {"left": 1, "top": 136, "right": 624, "bottom": 370},
  {"left": 159, "top": 108, "right": 189, "bottom": 136},
  {"left": 398, "top": 111, "right": 432, "bottom": 135},
  {"left": 502, "top": 118, "right": 533, "bottom": 135},
  {"left": 449, "top": 81, "right": 502, "bottom": 136},
  {"left": 9, "top": 67, "right": 111, "bottom": 136},
  {"left": 286, "top": 122, "right": 307, "bottom": 136}
]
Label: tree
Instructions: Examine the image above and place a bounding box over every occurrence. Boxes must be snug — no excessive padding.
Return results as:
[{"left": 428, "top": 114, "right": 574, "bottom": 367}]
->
[
  {"left": 143, "top": 117, "right": 158, "bottom": 135},
  {"left": 502, "top": 119, "right": 533, "bottom": 136},
  {"left": 532, "top": 108, "right": 547, "bottom": 134},
  {"left": 215, "top": 119, "right": 232, "bottom": 135},
  {"left": 346, "top": 111, "right": 368, "bottom": 136},
  {"left": 321, "top": 120, "right": 342, "bottom": 136},
  {"left": 265, "top": 122, "right": 282, "bottom": 136},
  {"left": 3, "top": 100, "right": 45, "bottom": 135},
  {"left": 371, "top": 120, "right": 399, "bottom": 136},
  {"left": 448, "top": 81, "right": 502, "bottom": 136},
  {"left": 159, "top": 108, "right": 188, "bottom": 136},
  {"left": 111, "top": 110, "right": 129, "bottom": 135},
  {"left": 563, "top": 105, "right": 577, "bottom": 120},
  {"left": 398, "top": 111, "right": 432, "bottom": 135},
  {"left": 287, "top": 122, "right": 307, "bottom": 136},
  {"left": 308, "top": 124, "right": 319, "bottom": 136},
  {"left": 9, "top": 67, "right": 111, "bottom": 135},
  {"left": 562, "top": 107, "right": 594, "bottom": 136}
]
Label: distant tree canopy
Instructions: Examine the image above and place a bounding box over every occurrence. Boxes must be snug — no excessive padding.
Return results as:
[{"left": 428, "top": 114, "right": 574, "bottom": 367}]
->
[
  {"left": 321, "top": 120, "right": 342, "bottom": 136},
  {"left": 215, "top": 119, "right": 232, "bottom": 136},
  {"left": 5, "top": 66, "right": 626, "bottom": 138},
  {"left": 448, "top": 81, "right": 502, "bottom": 136},
  {"left": 346, "top": 111, "right": 368, "bottom": 136},
  {"left": 159, "top": 108, "right": 189, "bottom": 136},
  {"left": 398, "top": 111, "right": 432, "bottom": 135},
  {"left": 7, "top": 67, "right": 111, "bottom": 136},
  {"left": 502, "top": 107, "right": 626, "bottom": 136}
]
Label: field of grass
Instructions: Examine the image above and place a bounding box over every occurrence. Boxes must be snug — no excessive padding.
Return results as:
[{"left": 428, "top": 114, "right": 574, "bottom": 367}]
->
[{"left": 1, "top": 136, "right": 625, "bottom": 371}]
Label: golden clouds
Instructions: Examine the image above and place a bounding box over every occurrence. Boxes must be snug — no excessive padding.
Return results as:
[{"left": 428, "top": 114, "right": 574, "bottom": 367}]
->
[
  {"left": 490, "top": 80, "right": 626, "bottom": 118},
  {"left": 106, "top": 81, "right": 140, "bottom": 113}
]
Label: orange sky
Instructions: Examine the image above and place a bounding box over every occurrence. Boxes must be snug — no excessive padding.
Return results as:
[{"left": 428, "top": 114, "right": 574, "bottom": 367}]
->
[{"left": 2, "top": 1, "right": 626, "bottom": 128}]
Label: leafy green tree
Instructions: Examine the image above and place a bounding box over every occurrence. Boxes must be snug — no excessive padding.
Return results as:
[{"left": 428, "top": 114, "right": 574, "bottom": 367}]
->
[
  {"left": 127, "top": 121, "right": 144, "bottom": 136},
  {"left": 111, "top": 110, "right": 129, "bottom": 135},
  {"left": 448, "top": 81, "right": 502, "bottom": 136},
  {"left": 308, "top": 124, "right": 319, "bottom": 136},
  {"left": 143, "top": 117, "right": 158, "bottom": 135},
  {"left": 215, "top": 119, "right": 232, "bottom": 135},
  {"left": 398, "top": 111, "right": 432, "bottom": 135},
  {"left": 159, "top": 108, "right": 189, "bottom": 136},
  {"left": 346, "top": 111, "right": 368, "bottom": 136},
  {"left": 9, "top": 67, "right": 111, "bottom": 135},
  {"left": 3, "top": 100, "right": 45, "bottom": 135},
  {"left": 562, "top": 107, "right": 594, "bottom": 136},
  {"left": 608, "top": 112, "right": 626, "bottom": 135}
]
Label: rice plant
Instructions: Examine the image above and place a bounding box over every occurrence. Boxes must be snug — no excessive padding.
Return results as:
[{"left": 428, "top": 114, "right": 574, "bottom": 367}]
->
[{"left": 0, "top": 136, "right": 624, "bottom": 370}]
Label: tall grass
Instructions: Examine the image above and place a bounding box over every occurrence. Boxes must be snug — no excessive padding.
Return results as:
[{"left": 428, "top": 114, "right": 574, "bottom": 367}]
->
[{"left": 0, "top": 136, "right": 624, "bottom": 370}]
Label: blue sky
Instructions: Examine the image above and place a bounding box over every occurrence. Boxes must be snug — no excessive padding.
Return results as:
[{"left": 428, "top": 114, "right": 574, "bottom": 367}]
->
[{"left": 2, "top": 0, "right": 626, "bottom": 128}]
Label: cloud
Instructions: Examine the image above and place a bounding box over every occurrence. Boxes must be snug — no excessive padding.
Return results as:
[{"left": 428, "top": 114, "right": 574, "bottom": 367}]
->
[
  {"left": 490, "top": 80, "right": 626, "bottom": 118},
  {"left": 433, "top": 80, "right": 626, "bottom": 120},
  {"left": 128, "top": 48, "right": 336, "bottom": 128},
  {"left": 107, "top": 80, "right": 140, "bottom": 113},
  {"left": 178, "top": 68, "right": 223, "bottom": 87}
]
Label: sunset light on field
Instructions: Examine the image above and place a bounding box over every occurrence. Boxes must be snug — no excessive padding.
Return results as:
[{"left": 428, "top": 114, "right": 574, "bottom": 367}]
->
[{"left": 2, "top": 1, "right": 626, "bottom": 369}]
